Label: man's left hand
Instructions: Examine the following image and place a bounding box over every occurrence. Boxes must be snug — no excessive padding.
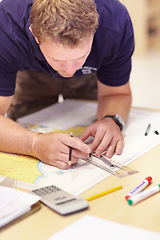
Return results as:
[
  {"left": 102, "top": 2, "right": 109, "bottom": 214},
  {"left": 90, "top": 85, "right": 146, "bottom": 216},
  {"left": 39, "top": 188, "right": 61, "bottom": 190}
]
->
[{"left": 79, "top": 117, "right": 124, "bottom": 158}]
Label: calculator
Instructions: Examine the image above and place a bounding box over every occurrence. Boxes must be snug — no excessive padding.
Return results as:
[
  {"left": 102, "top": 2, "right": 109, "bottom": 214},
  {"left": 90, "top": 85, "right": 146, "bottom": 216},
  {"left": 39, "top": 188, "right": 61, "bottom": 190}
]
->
[{"left": 32, "top": 185, "right": 89, "bottom": 215}]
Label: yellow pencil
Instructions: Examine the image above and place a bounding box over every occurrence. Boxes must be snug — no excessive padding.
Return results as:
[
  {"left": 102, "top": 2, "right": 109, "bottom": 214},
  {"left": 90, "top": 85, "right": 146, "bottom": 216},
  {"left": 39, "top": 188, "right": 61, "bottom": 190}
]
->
[{"left": 86, "top": 185, "right": 122, "bottom": 201}]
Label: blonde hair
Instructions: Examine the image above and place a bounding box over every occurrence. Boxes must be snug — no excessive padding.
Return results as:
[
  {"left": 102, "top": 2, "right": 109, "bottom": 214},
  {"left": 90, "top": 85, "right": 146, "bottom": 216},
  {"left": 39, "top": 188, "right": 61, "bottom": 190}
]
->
[{"left": 30, "top": 0, "right": 99, "bottom": 47}]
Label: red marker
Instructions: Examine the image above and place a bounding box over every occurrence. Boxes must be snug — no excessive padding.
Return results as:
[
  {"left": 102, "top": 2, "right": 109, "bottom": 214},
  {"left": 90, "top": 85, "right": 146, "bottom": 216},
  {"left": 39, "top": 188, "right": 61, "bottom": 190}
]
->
[{"left": 125, "top": 176, "right": 152, "bottom": 200}]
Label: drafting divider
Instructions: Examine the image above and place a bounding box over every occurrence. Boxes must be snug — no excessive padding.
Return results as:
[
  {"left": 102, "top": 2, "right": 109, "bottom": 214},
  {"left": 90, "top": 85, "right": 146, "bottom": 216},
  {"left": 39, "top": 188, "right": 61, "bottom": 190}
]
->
[{"left": 82, "top": 153, "right": 138, "bottom": 178}]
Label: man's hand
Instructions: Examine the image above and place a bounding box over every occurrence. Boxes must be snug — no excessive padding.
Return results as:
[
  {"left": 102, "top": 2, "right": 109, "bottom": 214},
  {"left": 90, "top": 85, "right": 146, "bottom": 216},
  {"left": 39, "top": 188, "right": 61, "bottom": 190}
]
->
[
  {"left": 79, "top": 118, "right": 124, "bottom": 158},
  {"left": 33, "top": 132, "right": 91, "bottom": 169}
]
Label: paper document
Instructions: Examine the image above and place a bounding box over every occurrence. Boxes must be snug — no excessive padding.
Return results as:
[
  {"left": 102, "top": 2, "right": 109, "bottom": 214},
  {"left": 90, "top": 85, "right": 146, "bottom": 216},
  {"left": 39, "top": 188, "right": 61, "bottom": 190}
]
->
[
  {"left": 0, "top": 100, "right": 160, "bottom": 195},
  {"left": 0, "top": 186, "right": 40, "bottom": 228},
  {"left": 48, "top": 215, "right": 160, "bottom": 240}
]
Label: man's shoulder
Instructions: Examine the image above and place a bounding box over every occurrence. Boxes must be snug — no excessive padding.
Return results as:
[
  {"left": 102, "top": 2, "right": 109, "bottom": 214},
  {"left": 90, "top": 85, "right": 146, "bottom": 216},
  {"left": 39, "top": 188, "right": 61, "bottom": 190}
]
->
[
  {"left": 95, "top": 0, "right": 130, "bottom": 33},
  {"left": 0, "top": 0, "right": 35, "bottom": 70},
  {"left": 0, "top": 0, "right": 33, "bottom": 48},
  {"left": 95, "top": 0, "right": 127, "bottom": 15},
  {"left": 0, "top": 0, "right": 33, "bottom": 29},
  {"left": 0, "top": 0, "right": 33, "bottom": 10}
]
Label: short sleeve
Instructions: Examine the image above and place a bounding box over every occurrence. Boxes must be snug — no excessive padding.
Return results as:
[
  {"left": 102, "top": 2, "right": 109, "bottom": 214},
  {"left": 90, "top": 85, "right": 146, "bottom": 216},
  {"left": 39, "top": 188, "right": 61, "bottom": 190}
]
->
[{"left": 97, "top": 9, "right": 135, "bottom": 86}]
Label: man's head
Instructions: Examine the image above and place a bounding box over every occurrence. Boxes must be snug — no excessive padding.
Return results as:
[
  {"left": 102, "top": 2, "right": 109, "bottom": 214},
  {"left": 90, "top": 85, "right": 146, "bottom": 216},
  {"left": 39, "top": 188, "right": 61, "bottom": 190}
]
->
[
  {"left": 30, "top": 0, "right": 99, "bottom": 77},
  {"left": 30, "top": 0, "right": 99, "bottom": 47}
]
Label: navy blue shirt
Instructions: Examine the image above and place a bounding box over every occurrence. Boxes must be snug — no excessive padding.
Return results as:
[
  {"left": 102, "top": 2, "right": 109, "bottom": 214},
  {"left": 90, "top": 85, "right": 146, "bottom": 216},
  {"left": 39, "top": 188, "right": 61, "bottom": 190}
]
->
[{"left": 0, "top": 0, "right": 134, "bottom": 96}]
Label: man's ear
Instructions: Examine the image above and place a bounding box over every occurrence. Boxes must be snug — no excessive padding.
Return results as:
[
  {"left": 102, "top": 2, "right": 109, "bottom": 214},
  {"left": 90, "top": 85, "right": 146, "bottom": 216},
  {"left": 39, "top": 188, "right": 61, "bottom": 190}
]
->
[{"left": 29, "top": 26, "right": 39, "bottom": 44}]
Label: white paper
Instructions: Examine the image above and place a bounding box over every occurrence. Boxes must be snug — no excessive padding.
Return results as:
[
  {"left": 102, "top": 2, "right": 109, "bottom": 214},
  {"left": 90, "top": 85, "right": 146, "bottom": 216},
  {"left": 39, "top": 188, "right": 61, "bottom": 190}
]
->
[
  {"left": 48, "top": 215, "right": 160, "bottom": 240},
  {"left": 16, "top": 100, "right": 160, "bottom": 195},
  {"left": 18, "top": 100, "right": 97, "bottom": 129},
  {"left": 0, "top": 186, "right": 40, "bottom": 227}
]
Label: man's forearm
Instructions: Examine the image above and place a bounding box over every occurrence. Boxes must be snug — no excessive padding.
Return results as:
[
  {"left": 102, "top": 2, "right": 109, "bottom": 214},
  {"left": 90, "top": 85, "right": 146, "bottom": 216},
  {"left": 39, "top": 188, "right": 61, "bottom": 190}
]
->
[
  {"left": 0, "top": 115, "right": 34, "bottom": 156},
  {"left": 97, "top": 94, "right": 132, "bottom": 123}
]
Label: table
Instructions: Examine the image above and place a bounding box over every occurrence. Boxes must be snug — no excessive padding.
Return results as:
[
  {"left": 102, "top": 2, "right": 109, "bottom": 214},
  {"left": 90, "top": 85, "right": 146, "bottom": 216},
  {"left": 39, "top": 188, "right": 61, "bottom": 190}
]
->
[{"left": 1, "top": 143, "right": 160, "bottom": 240}]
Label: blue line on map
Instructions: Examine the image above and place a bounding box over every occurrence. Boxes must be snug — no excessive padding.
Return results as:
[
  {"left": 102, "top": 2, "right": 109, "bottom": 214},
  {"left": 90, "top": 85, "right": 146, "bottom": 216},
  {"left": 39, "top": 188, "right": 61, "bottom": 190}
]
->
[{"left": 34, "top": 161, "right": 44, "bottom": 184}]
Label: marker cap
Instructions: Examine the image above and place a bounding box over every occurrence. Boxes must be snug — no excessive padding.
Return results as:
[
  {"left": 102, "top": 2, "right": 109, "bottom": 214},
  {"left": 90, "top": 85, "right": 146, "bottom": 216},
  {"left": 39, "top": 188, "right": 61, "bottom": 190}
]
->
[
  {"left": 125, "top": 195, "right": 131, "bottom": 201},
  {"left": 145, "top": 176, "right": 152, "bottom": 183},
  {"left": 128, "top": 199, "right": 133, "bottom": 205}
]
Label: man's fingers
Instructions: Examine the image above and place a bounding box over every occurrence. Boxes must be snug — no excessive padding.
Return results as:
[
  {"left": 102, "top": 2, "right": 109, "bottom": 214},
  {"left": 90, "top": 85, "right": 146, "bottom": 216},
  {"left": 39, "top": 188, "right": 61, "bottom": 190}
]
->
[
  {"left": 63, "top": 133, "right": 90, "bottom": 153},
  {"left": 115, "top": 139, "right": 124, "bottom": 155}
]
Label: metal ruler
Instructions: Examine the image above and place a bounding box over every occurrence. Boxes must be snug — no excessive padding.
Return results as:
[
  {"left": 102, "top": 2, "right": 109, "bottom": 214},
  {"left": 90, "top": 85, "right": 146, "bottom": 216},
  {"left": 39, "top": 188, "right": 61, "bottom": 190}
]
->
[{"left": 83, "top": 153, "right": 138, "bottom": 178}]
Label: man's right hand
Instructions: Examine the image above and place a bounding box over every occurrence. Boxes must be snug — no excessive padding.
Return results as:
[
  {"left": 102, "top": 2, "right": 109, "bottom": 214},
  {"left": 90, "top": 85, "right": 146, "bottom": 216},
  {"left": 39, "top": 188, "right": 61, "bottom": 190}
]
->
[{"left": 33, "top": 132, "right": 91, "bottom": 169}]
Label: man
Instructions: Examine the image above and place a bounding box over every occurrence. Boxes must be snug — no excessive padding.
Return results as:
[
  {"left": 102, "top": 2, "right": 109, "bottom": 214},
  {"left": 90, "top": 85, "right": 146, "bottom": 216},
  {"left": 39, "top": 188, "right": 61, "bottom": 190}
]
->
[{"left": 0, "top": 0, "right": 134, "bottom": 169}]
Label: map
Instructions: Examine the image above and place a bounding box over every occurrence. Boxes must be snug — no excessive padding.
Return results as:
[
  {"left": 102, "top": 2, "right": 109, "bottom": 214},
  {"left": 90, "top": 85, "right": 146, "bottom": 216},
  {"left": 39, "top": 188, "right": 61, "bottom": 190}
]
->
[
  {"left": 0, "top": 100, "right": 107, "bottom": 195},
  {"left": 1, "top": 100, "right": 160, "bottom": 195},
  {"left": 0, "top": 122, "right": 109, "bottom": 195}
]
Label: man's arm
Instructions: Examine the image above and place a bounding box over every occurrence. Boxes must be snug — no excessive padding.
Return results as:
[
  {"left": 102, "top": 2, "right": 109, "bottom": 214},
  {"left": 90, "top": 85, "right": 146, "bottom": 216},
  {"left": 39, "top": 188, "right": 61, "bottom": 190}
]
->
[
  {"left": 0, "top": 96, "right": 13, "bottom": 116},
  {"left": 97, "top": 80, "right": 132, "bottom": 121},
  {"left": 0, "top": 95, "right": 38, "bottom": 157},
  {"left": 79, "top": 79, "right": 132, "bottom": 158},
  {"left": 0, "top": 96, "right": 90, "bottom": 169}
]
